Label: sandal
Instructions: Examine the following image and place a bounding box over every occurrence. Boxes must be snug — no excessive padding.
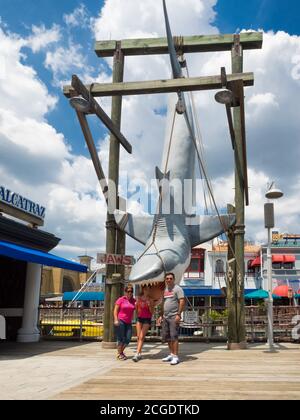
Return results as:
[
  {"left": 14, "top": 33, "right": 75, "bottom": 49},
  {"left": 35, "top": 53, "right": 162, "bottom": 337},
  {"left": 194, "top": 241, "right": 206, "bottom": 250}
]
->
[{"left": 117, "top": 353, "right": 127, "bottom": 360}]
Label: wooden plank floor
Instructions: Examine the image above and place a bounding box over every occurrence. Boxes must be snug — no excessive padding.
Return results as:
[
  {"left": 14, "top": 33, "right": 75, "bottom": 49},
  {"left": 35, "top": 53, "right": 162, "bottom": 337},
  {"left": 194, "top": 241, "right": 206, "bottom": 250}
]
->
[{"left": 53, "top": 342, "right": 300, "bottom": 400}]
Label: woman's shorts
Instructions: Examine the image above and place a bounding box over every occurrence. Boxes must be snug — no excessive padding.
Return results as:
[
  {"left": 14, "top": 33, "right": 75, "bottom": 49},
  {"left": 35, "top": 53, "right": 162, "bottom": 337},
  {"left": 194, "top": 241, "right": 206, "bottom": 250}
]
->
[{"left": 137, "top": 317, "right": 152, "bottom": 325}]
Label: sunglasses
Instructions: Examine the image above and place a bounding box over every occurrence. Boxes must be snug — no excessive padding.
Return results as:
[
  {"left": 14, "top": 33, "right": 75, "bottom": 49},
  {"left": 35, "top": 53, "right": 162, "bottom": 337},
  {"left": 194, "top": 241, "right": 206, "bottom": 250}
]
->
[{"left": 127, "top": 290, "right": 133, "bottom": 293}]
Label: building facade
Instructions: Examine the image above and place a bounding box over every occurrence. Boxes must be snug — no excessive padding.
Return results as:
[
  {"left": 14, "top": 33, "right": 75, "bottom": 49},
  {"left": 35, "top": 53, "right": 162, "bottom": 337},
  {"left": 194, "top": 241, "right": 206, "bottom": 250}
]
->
[{"left": 180, "top": 241, "right": 261, "bottom": 304}]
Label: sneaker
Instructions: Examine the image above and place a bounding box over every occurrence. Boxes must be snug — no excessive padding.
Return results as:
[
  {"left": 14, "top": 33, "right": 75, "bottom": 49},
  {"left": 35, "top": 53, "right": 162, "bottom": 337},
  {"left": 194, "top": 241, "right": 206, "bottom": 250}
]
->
[
  {"left": 132, "top": 353, "right": 142, "bottom": 362},
  {"left": 170, "top": 357, "right": 179, "bottom": 365},
  {"left": 162, "top": 354, "right": 173, "bottom": 362}
]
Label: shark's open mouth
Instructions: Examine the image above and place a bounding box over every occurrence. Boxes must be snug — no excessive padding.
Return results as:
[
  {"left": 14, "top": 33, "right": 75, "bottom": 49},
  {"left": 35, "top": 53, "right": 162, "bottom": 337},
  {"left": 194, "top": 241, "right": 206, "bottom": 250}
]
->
[{"left": 139, "top": 281, "right": 166, "bottom": 307}]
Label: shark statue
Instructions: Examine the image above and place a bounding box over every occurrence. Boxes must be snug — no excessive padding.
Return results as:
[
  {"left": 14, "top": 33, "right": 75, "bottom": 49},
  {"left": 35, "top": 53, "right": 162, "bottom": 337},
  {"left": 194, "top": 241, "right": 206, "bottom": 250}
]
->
[{"left": 114, "top": 0, "right": 235, "bottom": 293}]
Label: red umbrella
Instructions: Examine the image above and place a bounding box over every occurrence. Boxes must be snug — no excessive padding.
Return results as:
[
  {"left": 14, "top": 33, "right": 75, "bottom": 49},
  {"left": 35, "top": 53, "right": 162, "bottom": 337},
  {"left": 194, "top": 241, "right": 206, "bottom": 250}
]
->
[{"left": 273, "top": 285, "right": 293, "bottom": 297}]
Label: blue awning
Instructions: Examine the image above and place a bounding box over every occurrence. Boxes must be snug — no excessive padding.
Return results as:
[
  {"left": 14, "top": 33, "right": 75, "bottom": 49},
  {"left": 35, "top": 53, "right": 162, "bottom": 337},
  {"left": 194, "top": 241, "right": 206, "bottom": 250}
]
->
[
  {"left": 63, "top": 291, "right": 104, "bottom": 301},
  {"left": 0, "top": 240, "right": 87, "bottom": 273},
  {"left": 183, "top": 288, "right": 256, "bottom": 297}
]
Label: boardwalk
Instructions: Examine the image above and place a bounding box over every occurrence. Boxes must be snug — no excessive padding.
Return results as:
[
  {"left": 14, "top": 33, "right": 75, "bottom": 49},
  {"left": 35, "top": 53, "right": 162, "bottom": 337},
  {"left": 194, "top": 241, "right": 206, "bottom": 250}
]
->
[{"left": 0, "top": 340, "right": 300, "bottom": 400}]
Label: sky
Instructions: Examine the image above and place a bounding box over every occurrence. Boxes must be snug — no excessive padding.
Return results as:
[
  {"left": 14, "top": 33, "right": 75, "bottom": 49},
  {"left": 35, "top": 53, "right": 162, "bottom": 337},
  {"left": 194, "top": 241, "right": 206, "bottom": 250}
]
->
[{"left": 0, "top": 0, "right": 299, "bottom": 262}]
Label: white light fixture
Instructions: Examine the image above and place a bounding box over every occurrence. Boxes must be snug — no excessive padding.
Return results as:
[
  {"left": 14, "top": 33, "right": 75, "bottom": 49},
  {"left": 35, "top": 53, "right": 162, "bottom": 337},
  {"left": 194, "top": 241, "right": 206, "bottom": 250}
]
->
[
  {"left": 265, "top": 183, "right": 284, "bottom": 200},
  {"left": 69, "top": 96, "right": 91, "bottom": 113},
  {"left": 214, "top": 89, "right": 234, "bottom": 105}
]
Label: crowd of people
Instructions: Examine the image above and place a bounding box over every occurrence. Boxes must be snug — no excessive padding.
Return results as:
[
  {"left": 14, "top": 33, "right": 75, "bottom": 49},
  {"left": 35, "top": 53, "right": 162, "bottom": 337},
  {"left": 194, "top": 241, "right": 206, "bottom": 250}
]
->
[{"left": 113, "top": 272, "right": 185, "bottom": 365}]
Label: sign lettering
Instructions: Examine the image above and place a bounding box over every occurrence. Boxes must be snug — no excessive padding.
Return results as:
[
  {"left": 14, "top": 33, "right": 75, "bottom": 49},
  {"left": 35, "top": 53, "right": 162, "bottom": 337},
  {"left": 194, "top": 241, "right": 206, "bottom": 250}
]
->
[
  {"left": 0, "top": 185, "right": 46, "bottom": 223},
  {"left": 97, "top": 253, "right": 135, "bottom": 266}
]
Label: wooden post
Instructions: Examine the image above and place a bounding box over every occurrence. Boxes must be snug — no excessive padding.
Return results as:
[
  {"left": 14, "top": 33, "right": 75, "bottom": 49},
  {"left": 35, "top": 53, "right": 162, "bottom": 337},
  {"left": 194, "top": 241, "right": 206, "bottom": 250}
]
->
[
  {"left": 102, "top": 43, "right": 125, "bottom": 348},
  {"left": 226, "top": 204, "right": 237, "bottom": 346},
  {"left": 227, "top": 35, "right": 246, "bottom": 349}
]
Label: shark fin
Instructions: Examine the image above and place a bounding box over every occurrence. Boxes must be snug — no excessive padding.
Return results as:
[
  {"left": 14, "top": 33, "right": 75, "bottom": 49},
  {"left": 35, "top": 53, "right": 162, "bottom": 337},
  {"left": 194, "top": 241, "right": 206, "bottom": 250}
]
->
[
  {"left": 186, "top": 214, "right": 236, "bottom": 247},
  {"left": 114, "top": 210, "right": 154, "bottom": 245},
  {"left": 155, "top": 166, "right": 170, "bottom": 182}
]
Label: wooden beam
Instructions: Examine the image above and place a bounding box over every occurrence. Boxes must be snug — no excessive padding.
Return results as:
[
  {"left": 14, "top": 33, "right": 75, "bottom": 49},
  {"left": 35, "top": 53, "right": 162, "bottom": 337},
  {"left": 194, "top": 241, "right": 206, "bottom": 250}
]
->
[
  {"left": 71, "top": 75, "right": 132, "bottom": 154},
  {"left": 95, "top": 32, "right": 263, "bottom": 57},
  {"left": 64, "top": 72, "right": 254, "bottom": 98},
  {"left": 75, "top": 111, "right": 109, "bottom": 203}
]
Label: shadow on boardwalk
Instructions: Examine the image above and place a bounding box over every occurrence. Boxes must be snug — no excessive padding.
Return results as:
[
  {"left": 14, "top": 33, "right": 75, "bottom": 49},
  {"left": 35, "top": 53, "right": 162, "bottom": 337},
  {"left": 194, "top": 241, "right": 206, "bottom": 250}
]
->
[{"left": 1, "top": 340, "right": 300, "bottom": 400}]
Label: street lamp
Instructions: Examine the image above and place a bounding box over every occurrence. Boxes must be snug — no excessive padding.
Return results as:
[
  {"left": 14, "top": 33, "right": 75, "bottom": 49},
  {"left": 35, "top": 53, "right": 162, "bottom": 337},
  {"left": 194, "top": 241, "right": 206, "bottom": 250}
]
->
[{"left": 264, "top": 183, "right": 283, "bottom": 351}]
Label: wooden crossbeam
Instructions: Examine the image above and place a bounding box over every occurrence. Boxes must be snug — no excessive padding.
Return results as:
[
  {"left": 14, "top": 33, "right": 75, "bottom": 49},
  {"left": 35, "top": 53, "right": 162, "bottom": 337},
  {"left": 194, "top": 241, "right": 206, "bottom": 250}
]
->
[
  {"left": 64, "top": 72, "right": 254, "bottom": 98},
  {"left": 95, "top": 32, "right": 263, "bottom": 57}
]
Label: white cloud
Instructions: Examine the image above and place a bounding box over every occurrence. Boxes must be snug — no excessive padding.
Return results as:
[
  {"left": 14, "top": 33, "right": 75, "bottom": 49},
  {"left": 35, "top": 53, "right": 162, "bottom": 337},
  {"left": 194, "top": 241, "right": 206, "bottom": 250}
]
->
[
  {"left": 0, "top": 28, "right": 57, "bottom": 119},
  {"left": 247, "top": 92, "right": 279, "bottom": 108},
  {"left": 44, "top": 41, "right": 92, "bottom": 87},
  {"left": 63, "top": 4, "right": 90, "bottom": 28},
  {"left": 25, "top": 24, "right": 61, "bottom": 53}
]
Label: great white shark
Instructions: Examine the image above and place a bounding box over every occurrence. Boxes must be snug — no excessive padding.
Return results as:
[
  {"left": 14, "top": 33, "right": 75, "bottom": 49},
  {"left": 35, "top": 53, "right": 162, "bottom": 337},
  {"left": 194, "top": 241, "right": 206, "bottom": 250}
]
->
[{"left": 114, "top": 0, "right": 235, "bottom": 290}]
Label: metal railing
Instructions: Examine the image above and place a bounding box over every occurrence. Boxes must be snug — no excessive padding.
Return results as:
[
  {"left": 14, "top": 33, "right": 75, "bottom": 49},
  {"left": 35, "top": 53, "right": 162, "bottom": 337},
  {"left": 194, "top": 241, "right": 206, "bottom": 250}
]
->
[
  {"left": 38, "top": 305, "right": 300, "bottom": 342},
  {"left": 39, "top": 306, "right": 104, "bottom": 340}
]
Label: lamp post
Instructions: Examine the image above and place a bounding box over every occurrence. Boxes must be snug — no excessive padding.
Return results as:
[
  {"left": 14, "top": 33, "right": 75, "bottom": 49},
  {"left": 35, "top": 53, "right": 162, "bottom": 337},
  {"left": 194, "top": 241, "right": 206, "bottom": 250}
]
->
[{"left": 264, "top": 183, "right": 283, "bottom": 351}]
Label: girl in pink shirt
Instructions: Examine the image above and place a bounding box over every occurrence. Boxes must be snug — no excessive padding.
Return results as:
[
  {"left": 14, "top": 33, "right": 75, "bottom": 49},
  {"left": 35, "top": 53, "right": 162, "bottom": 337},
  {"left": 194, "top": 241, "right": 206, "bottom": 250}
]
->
[
  {"left": 113, "top": 284, "right": 136, "bottom": 360},
  {"left": 132, "top": 286, "right": 154, "bottom": 362}
]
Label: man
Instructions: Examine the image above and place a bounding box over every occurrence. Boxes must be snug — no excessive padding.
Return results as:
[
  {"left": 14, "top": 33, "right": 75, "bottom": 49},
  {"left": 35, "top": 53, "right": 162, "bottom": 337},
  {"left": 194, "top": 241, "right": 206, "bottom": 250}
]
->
[{"left": 157, "top": 272, "right": 185, "bottom": 365}]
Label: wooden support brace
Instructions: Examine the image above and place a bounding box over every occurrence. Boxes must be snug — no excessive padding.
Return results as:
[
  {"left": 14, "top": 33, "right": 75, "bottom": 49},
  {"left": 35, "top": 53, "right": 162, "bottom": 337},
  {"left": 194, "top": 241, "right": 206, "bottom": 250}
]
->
[
  {"left": 71, "top": 75, "right": 132, "bottom": 154},
  {"left": 74, "top": 109, "right": 109, "bottom": 204}
]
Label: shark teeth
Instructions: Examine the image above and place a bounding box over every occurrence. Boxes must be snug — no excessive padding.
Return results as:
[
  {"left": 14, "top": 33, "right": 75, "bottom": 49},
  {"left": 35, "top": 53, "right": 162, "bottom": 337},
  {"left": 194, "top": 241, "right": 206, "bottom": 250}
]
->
[{"left": 137, "top": 280, "right": 164, "bottom": 288}]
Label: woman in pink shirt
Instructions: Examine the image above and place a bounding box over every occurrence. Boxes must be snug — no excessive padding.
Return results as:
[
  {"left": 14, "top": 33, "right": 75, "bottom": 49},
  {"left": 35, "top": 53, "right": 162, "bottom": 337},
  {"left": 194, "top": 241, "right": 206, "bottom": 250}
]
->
[
  {"left": 113, "top": 284, "right": 136, "bottom": 360},
  {"left": 132, "top": 286, "right": 154, "bottom": 362}
]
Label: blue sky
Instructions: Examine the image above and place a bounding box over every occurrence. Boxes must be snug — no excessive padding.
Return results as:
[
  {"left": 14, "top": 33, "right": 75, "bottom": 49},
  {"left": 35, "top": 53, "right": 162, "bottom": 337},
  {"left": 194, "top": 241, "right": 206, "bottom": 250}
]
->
[
  {"left": 216, "top": 0, "right": 300, "bottom": 35},
  {"left": 0, "top": 0, "right": 300, "bottom": 259}
]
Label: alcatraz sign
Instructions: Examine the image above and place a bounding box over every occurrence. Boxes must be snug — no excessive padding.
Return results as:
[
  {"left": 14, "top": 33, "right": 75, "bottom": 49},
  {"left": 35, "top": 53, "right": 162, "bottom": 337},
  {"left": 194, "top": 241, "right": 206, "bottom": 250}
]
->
[
  {"left": 0, "top": 185, "right": 46, "bottom": 226},
  {"left": 97, "top": 253, "right": 134, "bottom": 266}
]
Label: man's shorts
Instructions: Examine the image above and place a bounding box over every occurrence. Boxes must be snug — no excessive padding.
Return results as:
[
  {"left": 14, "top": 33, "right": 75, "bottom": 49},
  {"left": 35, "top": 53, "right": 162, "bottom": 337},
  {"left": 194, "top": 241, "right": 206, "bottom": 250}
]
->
[{"left": 161, "top": 316, "right": 180, "bottom": 342}]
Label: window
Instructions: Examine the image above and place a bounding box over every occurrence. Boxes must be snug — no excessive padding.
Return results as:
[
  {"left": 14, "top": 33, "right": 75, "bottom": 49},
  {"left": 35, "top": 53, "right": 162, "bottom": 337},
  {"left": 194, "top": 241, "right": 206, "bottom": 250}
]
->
[
  {"left": 215, "top": 259, "right": 224, "bottom": 274},
  {"left": 186, "top": 251, "right": 205, "bottom": 274},
  {"left": 247, "top": 260, "right": 255, "bottom": 275}
]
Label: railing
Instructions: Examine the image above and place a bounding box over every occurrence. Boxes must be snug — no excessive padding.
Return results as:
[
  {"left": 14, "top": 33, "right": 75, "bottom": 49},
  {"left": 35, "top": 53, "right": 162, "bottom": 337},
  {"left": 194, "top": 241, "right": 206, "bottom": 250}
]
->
[
  {"left": 38, "top": 305, "right": 300, "bottom": 342},
  {"left": 39, "top": 306, "right": 104, "bottom": 340}
]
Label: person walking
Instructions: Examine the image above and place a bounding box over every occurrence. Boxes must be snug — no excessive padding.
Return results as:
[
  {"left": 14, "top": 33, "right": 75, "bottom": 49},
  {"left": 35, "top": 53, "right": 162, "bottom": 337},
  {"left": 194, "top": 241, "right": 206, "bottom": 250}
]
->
[
  {"left": 113, "top": 284, "right": 136, "bottom": 360},
  {"left": 132, "top": 286, "right": 154, "bottom": 362},
  {"left": 157, "top": 272, "right": 185, "bottom": 365}
]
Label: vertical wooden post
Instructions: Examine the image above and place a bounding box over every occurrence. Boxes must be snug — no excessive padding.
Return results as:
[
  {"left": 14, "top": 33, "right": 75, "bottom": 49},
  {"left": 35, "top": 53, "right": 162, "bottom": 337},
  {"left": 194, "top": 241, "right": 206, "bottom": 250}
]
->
[
  {"left": 102, "top": 43, "right": 125, "bottom": 347},
  {"left": 227, "top": 35, "right": 246, "bottom": 349},
  {"left": 227, "top": 204, "right": 237, "bottom": 345}
]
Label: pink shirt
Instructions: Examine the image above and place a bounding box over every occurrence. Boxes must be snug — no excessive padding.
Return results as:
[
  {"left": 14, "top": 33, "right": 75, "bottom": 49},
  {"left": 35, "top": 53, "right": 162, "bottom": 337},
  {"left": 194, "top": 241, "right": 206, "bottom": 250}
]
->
[
  {"left": 116, "top": 295, "right": 136, "bottom": 324},
  {"left": 136, "top": 297, "right": 152, "bottom": 319}
]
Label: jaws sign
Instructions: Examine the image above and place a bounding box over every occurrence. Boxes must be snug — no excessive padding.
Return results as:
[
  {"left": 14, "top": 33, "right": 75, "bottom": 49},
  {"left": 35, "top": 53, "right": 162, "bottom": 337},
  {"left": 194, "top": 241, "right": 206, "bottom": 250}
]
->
[{"left": 97, "top": 253, "right": 134, "bottom": 266}]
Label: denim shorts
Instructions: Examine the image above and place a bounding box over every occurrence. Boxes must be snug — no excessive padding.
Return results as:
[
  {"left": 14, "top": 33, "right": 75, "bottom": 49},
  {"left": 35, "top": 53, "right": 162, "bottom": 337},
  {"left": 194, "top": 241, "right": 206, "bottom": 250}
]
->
[
  {"left": 137, "top": 317, "right": 152, "bottom": 325},
  {"left": 115, "top": 320, "right": 133, "bottom": 345}
]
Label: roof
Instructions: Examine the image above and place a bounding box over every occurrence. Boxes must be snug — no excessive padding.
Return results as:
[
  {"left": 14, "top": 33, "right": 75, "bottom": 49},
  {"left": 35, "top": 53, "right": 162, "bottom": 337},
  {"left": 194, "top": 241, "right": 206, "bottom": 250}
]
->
[
  {"left": 183, "top": 288, "right": 256, "bottom": 297},
  {"left": 0, "top": 240, "right": 87, "bottom": 272},
  {"left": 211, "top": 241, "right": 261, "bottom": 253},
  {"left": 63, "top": 291, "right": 104, "bottom": 301}
]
